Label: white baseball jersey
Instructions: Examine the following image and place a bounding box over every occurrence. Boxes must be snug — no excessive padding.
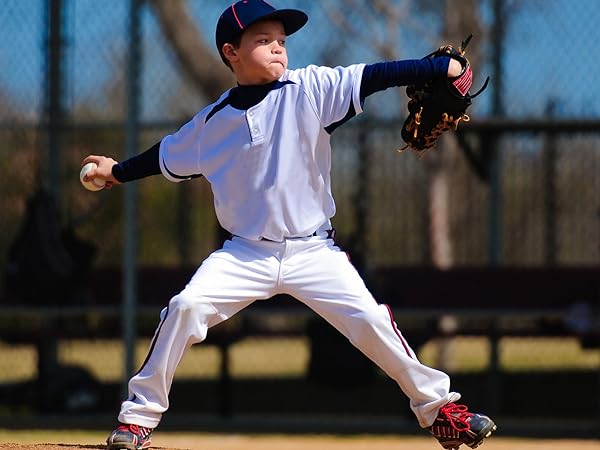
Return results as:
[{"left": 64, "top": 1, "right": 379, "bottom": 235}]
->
[{"left": 159, "top": 64, "right": 365, "bottom": 241}]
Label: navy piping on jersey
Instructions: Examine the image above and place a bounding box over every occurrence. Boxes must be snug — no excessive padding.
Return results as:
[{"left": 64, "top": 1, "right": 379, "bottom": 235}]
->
[
  {"left": 161, "top": 156, "right": 203, "bottom": 180},
  {"left": 204, "top": 95, "right": 233, "bottom": 124},
  {"left": 325, "top": 104, "right": 357, "bottom": 134},
  {"left": 206, "top": 80, "right": 296, "bottom": 123}
]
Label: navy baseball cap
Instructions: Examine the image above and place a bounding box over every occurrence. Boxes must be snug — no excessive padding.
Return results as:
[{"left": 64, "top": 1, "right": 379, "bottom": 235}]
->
[{"left": 216, "top": 0, "right": 308, "bottom": 65}]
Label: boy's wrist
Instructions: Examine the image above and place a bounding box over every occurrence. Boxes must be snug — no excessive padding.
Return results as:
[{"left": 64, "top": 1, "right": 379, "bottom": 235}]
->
[{"left": 111, "top": 162, "right": 126, "bottom": 183}]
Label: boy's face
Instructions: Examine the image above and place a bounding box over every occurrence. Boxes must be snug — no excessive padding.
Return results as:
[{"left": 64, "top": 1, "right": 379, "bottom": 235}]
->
[{"left": 224, "top": 20, "right": 288, "bottom": 85}]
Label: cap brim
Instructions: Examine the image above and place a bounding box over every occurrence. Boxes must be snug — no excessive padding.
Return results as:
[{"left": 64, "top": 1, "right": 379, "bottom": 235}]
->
[{"left": 251, "top": 9, "right": 308, "bottom": 36}]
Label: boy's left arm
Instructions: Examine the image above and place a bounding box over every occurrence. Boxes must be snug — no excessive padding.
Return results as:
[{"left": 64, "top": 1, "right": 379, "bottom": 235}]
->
[{"left": 359, "top": 48, "right": 469, "bottom": 101}]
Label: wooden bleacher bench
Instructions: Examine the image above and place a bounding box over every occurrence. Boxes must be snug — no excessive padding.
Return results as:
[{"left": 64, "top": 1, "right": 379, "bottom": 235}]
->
[{"left": 1, "top": 265, "right": 598, "bottom": 344}]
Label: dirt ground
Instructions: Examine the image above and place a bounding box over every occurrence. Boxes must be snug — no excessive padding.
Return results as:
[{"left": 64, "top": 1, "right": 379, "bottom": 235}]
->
[{"left": 0, "top": 433, "right": 599, "bottom": 450}]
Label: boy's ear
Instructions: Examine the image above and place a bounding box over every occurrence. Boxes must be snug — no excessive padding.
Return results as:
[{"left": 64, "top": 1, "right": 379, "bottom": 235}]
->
[{"left": 222, "top": 44, "right": 239, "bottom": 63}]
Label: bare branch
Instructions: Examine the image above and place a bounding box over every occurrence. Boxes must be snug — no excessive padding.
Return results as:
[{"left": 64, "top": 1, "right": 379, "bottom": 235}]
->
[{"left": 148, "top": 0, "right": 235, "bottom": 101}]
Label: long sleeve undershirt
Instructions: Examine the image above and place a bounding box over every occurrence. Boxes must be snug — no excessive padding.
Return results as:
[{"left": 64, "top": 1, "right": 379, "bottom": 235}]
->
[
  {"left": 111, "top": 141, "right": 161, "bottom": 182},
  {"left": 112, "top": 56, "right": 450, "bottom": 182},
  {"left": 360, "top": 56, "right": 450, "bottom": 100}
]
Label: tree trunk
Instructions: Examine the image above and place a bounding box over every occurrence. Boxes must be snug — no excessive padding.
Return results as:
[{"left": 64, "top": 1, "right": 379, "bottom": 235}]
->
[
  {"left": 428, "top": 0, "right": 483, "bottom": 270},
  {"left": 431, "top": 0, "right": 483, "bottom": 371},
  {"left": 147, "top": 0, "right": 236, "bottom": 262}
]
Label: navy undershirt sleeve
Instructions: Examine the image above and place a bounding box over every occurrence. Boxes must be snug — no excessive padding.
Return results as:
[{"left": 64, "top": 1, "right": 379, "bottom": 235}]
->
[
  {"left": 360, "top": 56, "right": 450, "bottom": 101},
  {"left": 111, "top": 141, "right": 162, "bottom": 183}
]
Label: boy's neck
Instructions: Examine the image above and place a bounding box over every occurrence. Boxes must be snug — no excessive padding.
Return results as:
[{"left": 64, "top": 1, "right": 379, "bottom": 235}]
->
[
  {"left": 232, "top": 67, "right": 282, "bottom": 86},
  {"left": 236, "top": 79, "right": 279, "bottom": 88},
  {"left": 229, "top": 80, "right": 280, "bottom": 110}
]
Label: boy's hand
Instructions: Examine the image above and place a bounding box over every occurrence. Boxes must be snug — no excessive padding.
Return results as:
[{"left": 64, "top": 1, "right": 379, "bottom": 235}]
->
[
  {"left": 447, "top": 58, "right": 463, "bottom": 78},
  {"left": 81, "top": 155, "right": 120, "bottom": 189}
]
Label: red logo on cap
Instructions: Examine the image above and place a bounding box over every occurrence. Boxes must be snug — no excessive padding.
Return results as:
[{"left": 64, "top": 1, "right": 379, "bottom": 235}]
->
[{"left": 231, "top": 4, "right": 244, "bottom": 28}]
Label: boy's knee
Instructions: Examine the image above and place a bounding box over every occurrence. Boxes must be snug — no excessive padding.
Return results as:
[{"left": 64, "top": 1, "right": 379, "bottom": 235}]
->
[
  {"left": 169, "top": 293, "right": 216, "bottom": 319},
  {"left": 346, "top": 308, "right": 386, "bottom": 341},
  {"left": 167, "top": 294, "right": 219, "bottom": 342}
]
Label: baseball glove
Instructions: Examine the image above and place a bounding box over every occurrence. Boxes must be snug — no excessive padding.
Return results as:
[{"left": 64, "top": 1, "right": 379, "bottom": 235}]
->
[{"left": 399, "top": 35, "right": 489, "bottom": 154}]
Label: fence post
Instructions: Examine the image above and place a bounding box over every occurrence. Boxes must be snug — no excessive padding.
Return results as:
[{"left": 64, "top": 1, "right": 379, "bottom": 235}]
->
[
  {"left": 38, "top": 0, "right": 66, "bottom": 413},
  {"left": 486, "top": 0, "right": 507, "bottom": 417},
  {"left": 122, "top": 0, "right": 143, "bottom": 395},
  {"left": 543, "top": 100, "right": 558, "bottom": 266},
  {"left": 45, "top": 0, "right": 65, "bottom": 209},
  {"left": 489, "top": 0, "right": 506, "bottom": 267},
  {"left": 351, "top": 127, "right": 371, "bottom": 274}
]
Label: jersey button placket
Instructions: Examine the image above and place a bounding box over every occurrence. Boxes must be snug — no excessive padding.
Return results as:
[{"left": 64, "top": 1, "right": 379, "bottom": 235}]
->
[{"left": 246, "top": 107, "right": 263, "bottom": 143}]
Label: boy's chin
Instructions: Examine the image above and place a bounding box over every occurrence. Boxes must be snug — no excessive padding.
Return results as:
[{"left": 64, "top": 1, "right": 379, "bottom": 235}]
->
[
  {"left": 270, "top": 64, "right": 286, "bottom": 78},
  {"left": 260, "top": 73, "right": 283, "bottom": 84}
]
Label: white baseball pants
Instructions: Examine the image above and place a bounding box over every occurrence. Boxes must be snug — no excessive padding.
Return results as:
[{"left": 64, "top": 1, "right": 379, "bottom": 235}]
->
[{"left": 118, "top": 233, "right": 459, "bottom": 429}]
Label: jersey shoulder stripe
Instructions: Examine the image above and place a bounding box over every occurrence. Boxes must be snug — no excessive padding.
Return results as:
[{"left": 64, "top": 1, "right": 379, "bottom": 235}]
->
[
  {"left": 161, "top": 154, "right": 202, "bottom": 180},
  {"left": 205, "top": 93, "right": 233, "bottom": 123},
  {"left": 282, "top": 64, "right": 365, "bottom": 130}
]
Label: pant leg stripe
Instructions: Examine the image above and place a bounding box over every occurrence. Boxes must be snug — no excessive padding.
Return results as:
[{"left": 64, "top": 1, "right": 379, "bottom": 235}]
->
[
  {"left": 133, "top": 306, "right": 169, "bottom": 377},
  {"left": 383, "top": 303, "right": 414, "bottom": 359}
]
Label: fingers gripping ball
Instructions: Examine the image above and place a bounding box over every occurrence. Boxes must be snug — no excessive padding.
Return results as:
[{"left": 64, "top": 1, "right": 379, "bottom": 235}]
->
[{"left": 79, "top": 162, "right": 106, "bottom": 191}]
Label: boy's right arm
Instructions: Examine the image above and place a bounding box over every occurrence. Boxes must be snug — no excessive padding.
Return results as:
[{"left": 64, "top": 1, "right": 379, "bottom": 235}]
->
[
  {"left": 80, "top": 141, "right": 162, "bottom": 188},
  {"left": 81, "top": 155, "right": 120, "bottom": 189}
]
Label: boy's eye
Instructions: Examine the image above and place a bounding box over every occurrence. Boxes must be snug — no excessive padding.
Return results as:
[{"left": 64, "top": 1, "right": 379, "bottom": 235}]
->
[{"left": 256, "top": 38, "right": 285, "bottom": 45}]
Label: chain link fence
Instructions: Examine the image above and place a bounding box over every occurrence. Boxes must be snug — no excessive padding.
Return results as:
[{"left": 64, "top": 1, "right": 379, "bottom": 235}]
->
[{"left": 0, "top": 0, "right": 599, "bottom": 433}]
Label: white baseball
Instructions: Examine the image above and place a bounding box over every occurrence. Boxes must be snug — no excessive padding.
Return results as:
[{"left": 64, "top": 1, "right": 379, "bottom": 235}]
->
[{"left": 80, "top": 162, "right": 106, "bottom": 191}]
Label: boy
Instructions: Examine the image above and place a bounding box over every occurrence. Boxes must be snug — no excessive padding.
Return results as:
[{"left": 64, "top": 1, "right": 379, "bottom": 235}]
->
[{"left": 84, "top": 1, "right": 496, "bottom": 449}]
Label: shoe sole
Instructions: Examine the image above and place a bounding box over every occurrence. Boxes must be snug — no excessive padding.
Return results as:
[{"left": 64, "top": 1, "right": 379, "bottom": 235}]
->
[
  {"left": 107, "top": 441, "right": 152, "bottom": 450},
  {"left": 468, "top": 422, "right": 497, "bottom": 449},
  {"left": 107, "top": 446, "right": 140, "bottom": 450},
  {"left": 107, "top": 446, "right": 150, "bottom": 450}
]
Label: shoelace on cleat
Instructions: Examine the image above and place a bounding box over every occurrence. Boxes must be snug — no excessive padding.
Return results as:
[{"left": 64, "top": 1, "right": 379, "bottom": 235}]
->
[
  {"left": 116, "top": 424, "right": 152, "bottom": 439},
  {"left": 437, "top": 403, "right": 474, "bottom": 432}
]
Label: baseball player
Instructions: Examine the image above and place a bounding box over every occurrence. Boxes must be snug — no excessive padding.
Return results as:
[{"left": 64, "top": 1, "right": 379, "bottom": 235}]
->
[{"left": 83, "top": 1, "right": 496, "bottom": 449}]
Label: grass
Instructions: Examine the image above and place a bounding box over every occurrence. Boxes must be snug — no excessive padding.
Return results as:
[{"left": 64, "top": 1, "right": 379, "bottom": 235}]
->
[{"left": 0, "top": 335, "right": 598, "bottom": 384}]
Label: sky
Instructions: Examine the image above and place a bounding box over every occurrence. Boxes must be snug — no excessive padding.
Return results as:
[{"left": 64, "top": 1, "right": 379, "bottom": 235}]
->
[{"left": 1, "top": 0, "right": 599, "bottom": 123}]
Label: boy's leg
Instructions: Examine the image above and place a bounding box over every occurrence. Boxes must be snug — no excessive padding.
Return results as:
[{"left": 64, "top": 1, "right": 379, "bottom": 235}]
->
[
  {"left": 283, "top": 237, "right": 460, "bottom": 427},
  {"left": 117, "top": 238, "right": 280, "bottom": 429}
]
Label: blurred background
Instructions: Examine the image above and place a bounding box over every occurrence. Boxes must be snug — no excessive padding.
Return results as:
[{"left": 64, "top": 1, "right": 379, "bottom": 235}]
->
[{"left": 0, "top": 0, "right": 598, "bottom": 440}]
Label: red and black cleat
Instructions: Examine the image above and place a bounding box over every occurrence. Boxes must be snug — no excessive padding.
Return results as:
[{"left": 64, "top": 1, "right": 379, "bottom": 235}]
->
[
  {"left": 106, "top": 423, "right": 153, "bottom": 450},
  {"left": 428, "top": 403, "right": 497, "bottom": 449}
]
